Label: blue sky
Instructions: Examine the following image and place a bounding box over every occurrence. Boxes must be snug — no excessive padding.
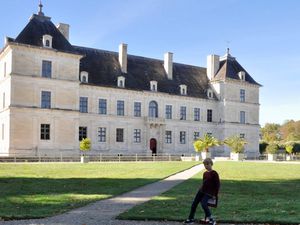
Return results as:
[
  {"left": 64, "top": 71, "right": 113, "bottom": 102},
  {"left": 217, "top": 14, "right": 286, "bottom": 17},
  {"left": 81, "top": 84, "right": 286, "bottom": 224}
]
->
[{"left": 1, "top": 0, "right": 300, "bottom": 126}]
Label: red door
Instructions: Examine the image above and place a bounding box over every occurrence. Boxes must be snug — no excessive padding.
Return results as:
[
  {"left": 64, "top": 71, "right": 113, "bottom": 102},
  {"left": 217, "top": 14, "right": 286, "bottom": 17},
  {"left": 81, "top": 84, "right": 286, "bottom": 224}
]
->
[{"left": 150, "top": 138, "right": 157, "bottom": 155}]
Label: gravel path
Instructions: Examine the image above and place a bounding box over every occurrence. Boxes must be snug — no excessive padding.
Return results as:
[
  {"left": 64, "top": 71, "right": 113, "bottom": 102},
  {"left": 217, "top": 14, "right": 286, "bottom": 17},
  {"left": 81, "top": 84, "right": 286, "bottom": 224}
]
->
[{"left": 0, "top": 164, "right": 204, "bottom": 225}]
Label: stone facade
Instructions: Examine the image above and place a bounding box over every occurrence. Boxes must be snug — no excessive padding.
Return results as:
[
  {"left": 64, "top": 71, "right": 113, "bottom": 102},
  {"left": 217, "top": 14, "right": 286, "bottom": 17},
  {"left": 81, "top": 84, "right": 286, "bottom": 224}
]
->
[{"left": 0, "top": 9, "right": 261, "bottom": 158}]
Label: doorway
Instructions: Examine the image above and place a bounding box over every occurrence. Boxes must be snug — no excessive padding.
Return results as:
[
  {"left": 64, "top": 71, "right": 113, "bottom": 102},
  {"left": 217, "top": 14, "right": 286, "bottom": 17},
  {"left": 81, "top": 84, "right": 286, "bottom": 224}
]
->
[{"left": 149, "top": 138, "right": 157, "bottom": 155}]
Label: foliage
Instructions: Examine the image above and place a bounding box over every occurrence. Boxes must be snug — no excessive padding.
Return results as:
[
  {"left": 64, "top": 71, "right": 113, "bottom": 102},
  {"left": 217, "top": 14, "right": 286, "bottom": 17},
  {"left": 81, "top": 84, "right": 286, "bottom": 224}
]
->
[
  {"left": 119, "top": 162, "right": 300, "bottom": 224},
  {"left": 280, "top": 120, "right": 300, "bottom": 141},
  {"left": 80, "top": 138, "right": 91, "bottom": 152},
  {"left": 260, "top": 123, "right": 281, "bottom": 142},
  {"left": 0, "top": 162, "right": 199, "bottom": 219},
  {"left": 265, "top": 143, "right": 279, "bottom": 154},
  {"left": 224, "top": 135, "right": 247, "bottom": 153},
  {"left": 193, "top": 134, "right": 219, "bottom": 152},
  {"left": 285, "top": 144, "right": 293, "bottom": 155},
  {"left": 259, "top": 141, "right": 268, "bottom": 154}
]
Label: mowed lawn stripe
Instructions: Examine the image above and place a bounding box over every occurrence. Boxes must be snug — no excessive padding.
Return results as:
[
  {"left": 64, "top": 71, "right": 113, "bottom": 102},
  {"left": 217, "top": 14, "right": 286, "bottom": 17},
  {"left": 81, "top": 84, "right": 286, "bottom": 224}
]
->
[{"left": 0, "top": 162, "right": 199, "bottom": 220}]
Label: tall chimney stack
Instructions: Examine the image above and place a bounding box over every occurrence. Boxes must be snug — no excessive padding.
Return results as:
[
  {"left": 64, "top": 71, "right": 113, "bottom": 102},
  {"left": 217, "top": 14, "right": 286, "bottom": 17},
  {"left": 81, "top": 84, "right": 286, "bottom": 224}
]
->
[
  {"left": 57, "top": 23, "right": 70, "bottom": 41},
  {"left": 207, "top": 54, "right": 220, "bottom": 80},
  {"left": 119, "top": 43, "right": 127, "bottom": 73},
  {"left": 164, "top": 52, "right": 173, "bottom": 80}
]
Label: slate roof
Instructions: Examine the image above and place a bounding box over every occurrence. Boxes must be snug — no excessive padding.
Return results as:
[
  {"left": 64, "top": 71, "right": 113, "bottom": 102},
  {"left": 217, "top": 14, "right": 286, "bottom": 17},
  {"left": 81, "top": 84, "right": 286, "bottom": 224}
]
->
[
  {"left": 10, "top": 14, "right": 78, "bottom": 54},
  {"left": 74, "top": 46, "right": 211, "bottom": 98},
  {"left": 214, "top": 55, "right": 260, "bottom": 85},
  {"left": 7, "top": 12, "right": 260, "bottom": 99}
]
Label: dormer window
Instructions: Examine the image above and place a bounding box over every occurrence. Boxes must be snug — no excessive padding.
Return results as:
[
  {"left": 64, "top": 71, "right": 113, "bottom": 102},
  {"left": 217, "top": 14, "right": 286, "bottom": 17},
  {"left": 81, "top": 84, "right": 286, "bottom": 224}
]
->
[
  {"left": 118, "top": 76, "right": 125, "bottom": 88},
  {"left": 150, "top": 80, "right": 157, "bottom": 91},
  {"left": 239, "top": 71, "right": 246, "bottom": 81},
  {"left": 43, "top": 35, "right": 53, "bottom": 48},
  {"left": 80, "top": 71, "right": 88, "bottom": 83},
  {"left": 179, "top": 84, "right": 187, "bottom": 95},
  {"left": 207, "top": 89, "right": 213, "bottom": 99}
]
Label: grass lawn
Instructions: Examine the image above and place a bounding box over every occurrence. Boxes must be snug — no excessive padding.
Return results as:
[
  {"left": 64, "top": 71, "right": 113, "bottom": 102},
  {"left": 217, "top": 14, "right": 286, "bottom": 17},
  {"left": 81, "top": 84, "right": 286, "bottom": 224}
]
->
[
  {"left": 0, "top": 161, "right": 198, "bottom": 220},
  {"left": 118, "top": 161, "right": 300, "bottom": 224}
]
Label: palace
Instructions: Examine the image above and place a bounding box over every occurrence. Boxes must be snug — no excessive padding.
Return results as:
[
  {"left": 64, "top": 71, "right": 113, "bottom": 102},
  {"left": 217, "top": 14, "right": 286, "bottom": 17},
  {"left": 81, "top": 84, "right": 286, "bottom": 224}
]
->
[{"left": 0, "top": 5, "right": 261, "bottom": 157}]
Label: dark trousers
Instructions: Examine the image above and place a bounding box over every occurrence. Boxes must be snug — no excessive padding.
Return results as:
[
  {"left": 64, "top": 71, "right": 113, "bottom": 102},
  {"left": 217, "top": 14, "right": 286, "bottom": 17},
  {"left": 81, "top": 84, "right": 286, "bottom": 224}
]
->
[{"left": 188, "top": 190, "right": 211, "bottom": 219}]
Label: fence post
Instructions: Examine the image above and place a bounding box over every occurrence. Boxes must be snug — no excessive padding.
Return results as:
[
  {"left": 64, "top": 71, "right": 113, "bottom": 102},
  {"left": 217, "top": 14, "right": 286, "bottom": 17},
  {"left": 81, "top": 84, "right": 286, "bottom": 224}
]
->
[
  {"left": 169, "top": 154, "right": 171, "bottom": 161},
  {"left": 118, "top": 154, "right": 121, "bottom": 162},
  {"left": 135, "top": 154, "right": 138, "bottom": 162},
  {"left": 38, "top": 152, "right": 41, "bottom": 163},
  {"left": 60, "top": 152, "right": 63, "bottom": 162},
  {"left": 14, "top": 153, "right": 16, "bottom": 163}
]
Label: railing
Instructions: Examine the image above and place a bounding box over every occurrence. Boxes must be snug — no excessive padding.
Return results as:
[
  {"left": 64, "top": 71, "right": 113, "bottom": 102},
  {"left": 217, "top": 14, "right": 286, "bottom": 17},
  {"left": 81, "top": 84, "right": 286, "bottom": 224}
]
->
[
  {"left": 0, "top": 153, "right": 186, "bottom": 163},
  {"left": 0, "top": 153, "right": 299, "bottom": 163}
]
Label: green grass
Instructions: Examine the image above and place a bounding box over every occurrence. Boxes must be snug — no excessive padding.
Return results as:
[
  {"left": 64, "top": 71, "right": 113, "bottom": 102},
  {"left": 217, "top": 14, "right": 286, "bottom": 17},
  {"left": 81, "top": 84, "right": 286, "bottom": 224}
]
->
[
  {"left": 118, "top": 162, "right": 300, "bottom": 224},
  {"left": 0, "top": 162, "right": 198, "bottom": 220}
]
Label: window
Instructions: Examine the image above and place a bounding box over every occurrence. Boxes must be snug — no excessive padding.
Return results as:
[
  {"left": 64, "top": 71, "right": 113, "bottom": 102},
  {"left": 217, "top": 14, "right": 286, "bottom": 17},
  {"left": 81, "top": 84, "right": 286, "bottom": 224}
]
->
[
  {"left": 82, "top": 76, "right": 87, "bottom": 83},
  {"left": 41, "top": 91, "right": 51, "bottom": 109},
  {"left": 79, "top": 126, "right": 87, "bottom": 141},
  {"left": 133, "top": 129, "right": 141, "bottom": 143},
  {"left": 240, "top": 111, "right": 246, "bottom": 124},
  {"left": 149, "top": 101, "right": 158, "bottom": 118},
  {"left": 194, "top": 108, "right": 200, "bottom": 121},
  {"left": 150, "top": 81, "right": 157, "bottom": 91},
  {"left": 2, "top": 92, "right": 5, "bottom": 109},
  {"left": 98, "top": 127, "right": 106, "bottom": 142},
  {"left": 165, "top": 105, "right": 172, "bottom": 119},
  {"left": 207, "top": 109, "right": 212, "bottom": 122},
  {"left": 180, "top": 84, "right": 187, "bottom": 95},
  {"left": 118, "top": 76, "right": 125, "bottom": 88},
  {"left": 45, "top": 40, "right": 50, "bottom": 47},
  {"left": 240, "top": 133, "right": 245, "bottom": 139},
  {"left": 98, "top": 99, "right": 107, "bottom": 115},
  {"left": 240, "top": 89, "right": 245, "bottom": 102},
  {"left": 117, "top": 100, "right": 125, "bottom": 116},
  {"left": 42, "top": 60, "right": 52, "bottom": 78},
  {"left": 165, "top": 130, "right": 172, "bottom": 144},
  {"left": 3, "top": 62, "right": 6, "bottom": 77},
  {"left": 80, "top": 97, "right": 88, "bottom": 113},
  {"left": 116, "top": 128, "right": 124, "bottom": 142},
  {"left": 40, "top": 124, "right": 50, "bottom": 140},
  {"left": 180, "top": 131, "right": 186, "bottom": 144},
  {"left": 194, "top": 132, "right": 200, "bottom": 140},
  {"left": 207, "top": 132, "right": 212, "bottom": 137},
  {"left": 1, "top": 123, "right": 4, "bottom": 140},
  {"left": 43, "top": 35, "right": 52, "bottom": 48},
  {"left": 180, "top": 106, "right": 186, "bottom": 120},
  {"left": 134, "top": 102, "right": 141, "bottom": 117}
]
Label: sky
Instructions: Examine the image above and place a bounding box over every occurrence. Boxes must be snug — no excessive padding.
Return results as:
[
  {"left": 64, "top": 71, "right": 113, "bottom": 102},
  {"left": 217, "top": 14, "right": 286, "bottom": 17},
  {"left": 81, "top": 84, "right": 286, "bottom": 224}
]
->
[{"left": 0, "top": 0, "right": 299, "bottom": 126}]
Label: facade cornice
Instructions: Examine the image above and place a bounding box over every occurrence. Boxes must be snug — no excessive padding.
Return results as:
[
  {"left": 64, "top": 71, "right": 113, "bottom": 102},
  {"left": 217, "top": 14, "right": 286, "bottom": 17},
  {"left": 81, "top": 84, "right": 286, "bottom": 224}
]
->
[{"left": 6, "top": 42, "right": 84, "bottom": 59}]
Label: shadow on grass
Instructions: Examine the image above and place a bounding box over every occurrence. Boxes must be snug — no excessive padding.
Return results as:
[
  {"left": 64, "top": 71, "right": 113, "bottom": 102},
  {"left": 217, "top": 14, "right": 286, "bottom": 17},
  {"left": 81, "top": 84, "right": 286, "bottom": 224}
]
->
[
  {"left": 0, "top": 177, "right": 158, "bottom": 220},
  {"left": 118, "top": 178, "right": 300, "bottom": 224}
]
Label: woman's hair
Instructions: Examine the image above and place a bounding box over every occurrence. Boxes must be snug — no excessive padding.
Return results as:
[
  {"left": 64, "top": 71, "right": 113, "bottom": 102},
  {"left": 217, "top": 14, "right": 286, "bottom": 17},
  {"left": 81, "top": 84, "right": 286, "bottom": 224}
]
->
[{"left": 203, "top": 158, "right": 213, "bottom": 165}]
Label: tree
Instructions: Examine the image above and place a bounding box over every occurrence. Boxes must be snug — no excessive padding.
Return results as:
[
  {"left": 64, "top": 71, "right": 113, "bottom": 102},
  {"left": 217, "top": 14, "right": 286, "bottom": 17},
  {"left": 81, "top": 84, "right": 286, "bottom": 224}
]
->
[
  {"left": 261, "top": 123, "right": 281, "bottom": 142},
  {"left": 285, "top": 144, "right": 293, "bottom": 155},
  {"left": 80, "top": 138, "right": 91, "bottom": 155},
  {"left": 265, "top": 143, "right": 279, "bottom": 154},
  {"left": 224, "top": 135, "right": 247, "bottom": 153},
  {"left": 193, "top": 134, "right": 219, "bottom": 153}
]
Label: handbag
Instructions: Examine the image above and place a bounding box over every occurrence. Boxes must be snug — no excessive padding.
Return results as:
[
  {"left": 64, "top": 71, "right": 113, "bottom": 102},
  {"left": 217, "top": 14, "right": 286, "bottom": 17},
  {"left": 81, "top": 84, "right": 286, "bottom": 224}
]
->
[{"left": 207, "top": 196, "right": 218, "bottom": 208}]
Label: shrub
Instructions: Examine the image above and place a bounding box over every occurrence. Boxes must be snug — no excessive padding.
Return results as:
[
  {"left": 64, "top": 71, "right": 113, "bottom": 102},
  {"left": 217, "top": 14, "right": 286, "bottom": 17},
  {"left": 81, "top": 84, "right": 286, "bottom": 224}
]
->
[
  {"left": 224, "top": 135, "right": 247, "bottom": 153},
  {"left": 193, "top": 134, "right": 219, "bottom": 152},
  {"left": 266, "top": 143, "right": 279, "bottom": 154},
  {"left": 259, "top": 141, "right": 268, "bottom": 154},
  {"left": 80, "top": 138, "right": 91, "bottom": 155}
]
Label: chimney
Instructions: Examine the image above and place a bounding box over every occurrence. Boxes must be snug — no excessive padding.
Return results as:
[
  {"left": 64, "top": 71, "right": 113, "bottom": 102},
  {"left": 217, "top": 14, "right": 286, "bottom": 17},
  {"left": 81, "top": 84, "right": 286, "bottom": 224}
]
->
[
  {"left": 57, "top": 23, "right": 70, "bottom": 41},
  {"left": 207, "top": 54, "right": 220, "bottom": 80},
  {"left": 164, "top": 52, "right": 173, "bottom": 80},
  {"left": 119, "top": 43, "right": 127, "bottom": 73}
]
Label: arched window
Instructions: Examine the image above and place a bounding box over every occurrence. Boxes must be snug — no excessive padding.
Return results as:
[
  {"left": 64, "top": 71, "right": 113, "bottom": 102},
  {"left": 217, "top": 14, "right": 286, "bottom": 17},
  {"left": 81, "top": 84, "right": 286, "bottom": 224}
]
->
[
  {"left": 149, "top": 101, "right": 158, "bottom": 118},
  {"left": 45, "top": 40, "right": 50, "bottom": 47},
  {"left": 82, "top": 75, "right": 87, "bottom": 83}
]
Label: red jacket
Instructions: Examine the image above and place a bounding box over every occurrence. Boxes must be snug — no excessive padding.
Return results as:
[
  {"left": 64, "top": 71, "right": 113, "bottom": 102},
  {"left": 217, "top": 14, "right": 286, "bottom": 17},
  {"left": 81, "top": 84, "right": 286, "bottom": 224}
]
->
[{"left": 200, "top": 170, "right": 220, "bottom": 197}]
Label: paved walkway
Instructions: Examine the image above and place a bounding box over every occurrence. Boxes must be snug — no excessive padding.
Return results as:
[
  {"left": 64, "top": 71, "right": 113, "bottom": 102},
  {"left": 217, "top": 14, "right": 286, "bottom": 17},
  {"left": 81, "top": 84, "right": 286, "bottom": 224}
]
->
[{"left": 0, "top": 164, "right": 205, "bottom": 225}]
